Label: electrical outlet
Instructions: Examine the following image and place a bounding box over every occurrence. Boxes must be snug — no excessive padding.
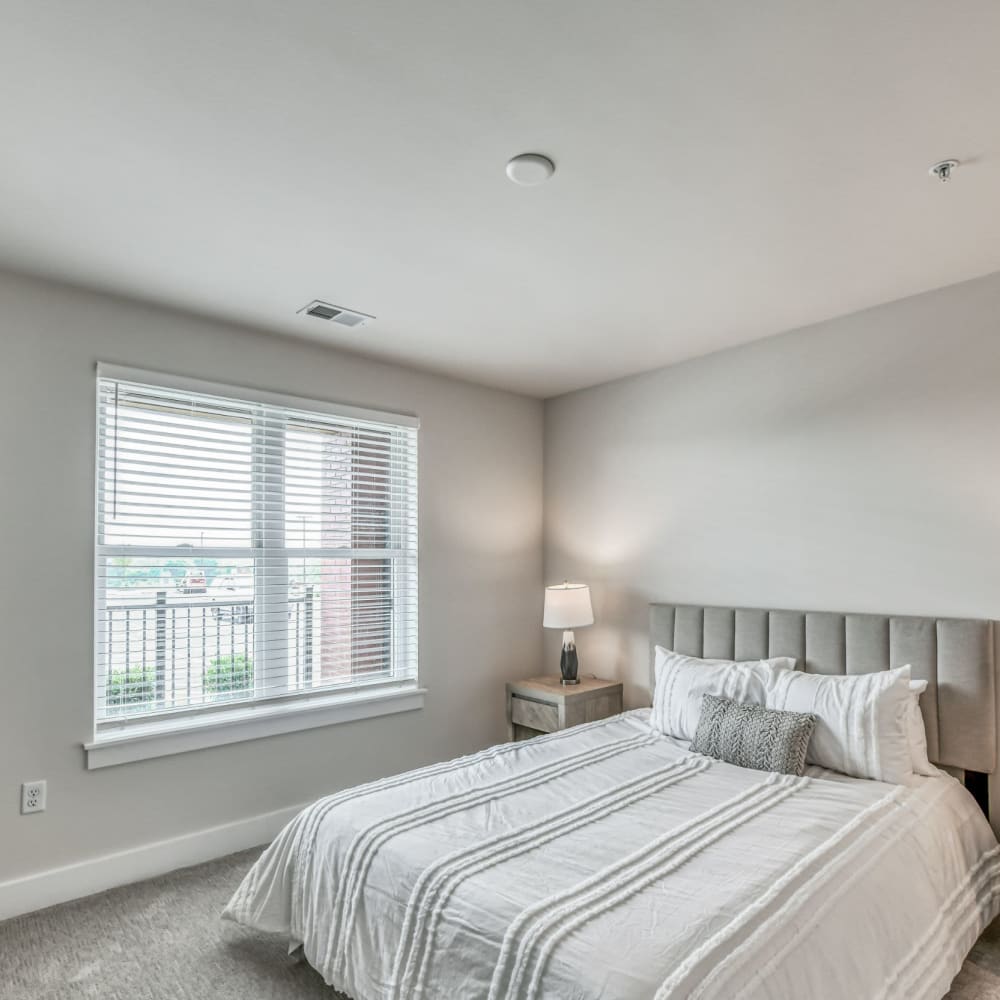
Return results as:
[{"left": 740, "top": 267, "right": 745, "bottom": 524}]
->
[{"left": 21, "top": 780, "right": 46, "bottom": 815}]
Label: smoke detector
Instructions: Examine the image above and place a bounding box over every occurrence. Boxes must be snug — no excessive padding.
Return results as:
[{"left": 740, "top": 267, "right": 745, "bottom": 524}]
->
[
  {"left": 506, "top": 153, "right": 556, "bottom": 186},
  {"left": 297, "top": 300, "right": 374, "bottom": 327}
]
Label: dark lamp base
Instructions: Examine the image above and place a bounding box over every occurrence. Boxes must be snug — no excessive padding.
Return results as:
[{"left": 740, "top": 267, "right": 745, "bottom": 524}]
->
[{"left": 559, "top": 636, "right": 580, "bottom": 686}]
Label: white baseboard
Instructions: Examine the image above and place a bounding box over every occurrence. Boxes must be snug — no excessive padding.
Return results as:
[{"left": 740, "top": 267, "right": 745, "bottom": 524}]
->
[{"left": 0, "top": 800, "right": 309, "bottom": 921}]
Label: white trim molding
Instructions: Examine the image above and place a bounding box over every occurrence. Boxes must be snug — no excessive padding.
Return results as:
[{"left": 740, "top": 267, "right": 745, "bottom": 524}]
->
[
  {"left": 0, "top": 801, "right": 308, "bottom": 921},
  {"left": 86, "top": 686, "right": 426, "bottom": 768}
]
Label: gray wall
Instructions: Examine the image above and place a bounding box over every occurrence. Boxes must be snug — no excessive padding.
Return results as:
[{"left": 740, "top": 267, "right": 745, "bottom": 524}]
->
[
  {"left": 0, "top": 270, "right": 543, "bottom": 882},
  {"left": 544, "top": 271, "right": 1000, "bottom": 709},
  {"left": 9, "top": 260, "right": 1000, "bottom": 885}
]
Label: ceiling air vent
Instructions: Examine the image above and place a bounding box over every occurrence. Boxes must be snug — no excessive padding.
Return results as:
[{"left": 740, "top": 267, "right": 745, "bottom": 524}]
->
[{"left": 297, "top": 299, "right": 374, "bottom": 328}]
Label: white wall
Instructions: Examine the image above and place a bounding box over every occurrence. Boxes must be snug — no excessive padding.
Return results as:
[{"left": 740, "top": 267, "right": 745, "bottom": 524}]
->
[
  {"left": 0, "top": 270, "right": 543, "bottom": 885},
  {"left": 544, "top": 271, "right": 1000, "bottom": 709}
]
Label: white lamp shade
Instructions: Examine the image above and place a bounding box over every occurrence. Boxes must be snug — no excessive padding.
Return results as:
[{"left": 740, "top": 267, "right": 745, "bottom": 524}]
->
[{"left": 543, "top": 583, "right": 594, "bottom": 629}]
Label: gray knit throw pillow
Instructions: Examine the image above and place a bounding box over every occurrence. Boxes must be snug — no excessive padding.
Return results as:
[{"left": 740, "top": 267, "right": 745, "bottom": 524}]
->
[{"left": 691, "top": 694, "right": 816, "bottom": 776}]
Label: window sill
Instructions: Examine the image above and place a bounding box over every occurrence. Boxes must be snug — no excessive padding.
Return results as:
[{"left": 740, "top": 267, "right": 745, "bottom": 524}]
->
[{"left": 84, "top": 686, "right": 426, "bottom": 769}]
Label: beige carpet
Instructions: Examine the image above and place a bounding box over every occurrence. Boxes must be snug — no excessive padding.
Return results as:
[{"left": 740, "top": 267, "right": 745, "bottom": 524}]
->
[
  {"left": 0, "top": 848, "right": 997, "bottom": 999},
  {"left": 952, "top": 917, "right": 1000, "bottom": 1000}
]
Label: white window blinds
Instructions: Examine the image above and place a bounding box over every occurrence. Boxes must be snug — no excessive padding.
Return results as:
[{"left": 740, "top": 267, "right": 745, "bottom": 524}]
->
[{"left": 94, "top": 368, "right": 418, "bottom": 730}]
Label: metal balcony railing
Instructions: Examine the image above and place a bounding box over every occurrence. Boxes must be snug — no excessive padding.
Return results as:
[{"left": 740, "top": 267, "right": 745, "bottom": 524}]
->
[{"left": 100, "top": 588, "right": 314, "bottom": 716}]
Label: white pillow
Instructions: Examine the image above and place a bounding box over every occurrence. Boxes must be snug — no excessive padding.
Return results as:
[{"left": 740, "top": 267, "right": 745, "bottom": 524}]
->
[
  {"left": 766, "top": 665, "right": 914, "bottom": 784},
  {"left": 907, "top": 679, "right": 941, "bottom": 777},
  {"left": 651, "top": 647, "right": 797, "bottom": 742}
]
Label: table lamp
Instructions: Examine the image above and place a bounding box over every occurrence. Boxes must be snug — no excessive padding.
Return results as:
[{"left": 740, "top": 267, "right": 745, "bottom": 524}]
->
[{"left": 543, "top": 582, "right": 594, "bottom": 685}]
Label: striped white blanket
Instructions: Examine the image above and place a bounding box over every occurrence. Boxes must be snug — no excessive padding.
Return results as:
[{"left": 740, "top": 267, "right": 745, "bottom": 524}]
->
[{"left": 224, "top": 710, "right": 1000, "bottom": 1000}]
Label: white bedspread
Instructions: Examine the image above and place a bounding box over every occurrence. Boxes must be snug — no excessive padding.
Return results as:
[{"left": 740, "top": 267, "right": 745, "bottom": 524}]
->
[{"left": 224, "top": 711, "right": 1000, "bottom": 1000}]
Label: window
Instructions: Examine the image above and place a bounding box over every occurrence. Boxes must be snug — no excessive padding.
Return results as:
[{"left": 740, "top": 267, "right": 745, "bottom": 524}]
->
[{"left": 90, "top": 365, "right": 419, "bottom": 765}]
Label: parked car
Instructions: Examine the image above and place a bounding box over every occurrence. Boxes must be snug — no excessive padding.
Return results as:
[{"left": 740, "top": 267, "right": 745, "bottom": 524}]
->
[{"left": 177, "top": 570, "right": 207, "bottom": 594}]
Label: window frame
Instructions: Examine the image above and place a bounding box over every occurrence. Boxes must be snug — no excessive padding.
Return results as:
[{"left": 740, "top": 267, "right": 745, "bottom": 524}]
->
[{"left": 87, "top": 364, "right": 423, "bottom": 769}]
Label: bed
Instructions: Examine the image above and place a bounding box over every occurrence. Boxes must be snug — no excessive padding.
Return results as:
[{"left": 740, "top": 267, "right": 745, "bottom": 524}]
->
[{"left": 224, "top": 603, "right": 1000, "bottom": 999}]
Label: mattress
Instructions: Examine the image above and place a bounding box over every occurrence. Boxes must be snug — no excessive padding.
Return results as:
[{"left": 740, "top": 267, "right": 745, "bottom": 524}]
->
[{"left": 224, "top": 710, "right": 1000, "bottom": 1000}]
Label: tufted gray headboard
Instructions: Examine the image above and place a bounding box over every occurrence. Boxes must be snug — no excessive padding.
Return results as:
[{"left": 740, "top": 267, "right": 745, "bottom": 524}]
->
[{"left": 649, "top": 603, "right": 998, "bottom": 778}]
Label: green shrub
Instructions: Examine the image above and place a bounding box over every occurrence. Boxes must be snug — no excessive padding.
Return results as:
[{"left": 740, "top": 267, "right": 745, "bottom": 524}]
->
[
  {"left": 205, "top": 654, "right": 253, "bottom": 696},
  {"left": 107, "top": 664, "right": 157, "bottom": 709}
]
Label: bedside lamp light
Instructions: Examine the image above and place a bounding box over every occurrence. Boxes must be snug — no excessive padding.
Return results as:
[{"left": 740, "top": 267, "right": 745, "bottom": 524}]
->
[{"left": 543, "top": 582, "right": 594, "bottom": 685}]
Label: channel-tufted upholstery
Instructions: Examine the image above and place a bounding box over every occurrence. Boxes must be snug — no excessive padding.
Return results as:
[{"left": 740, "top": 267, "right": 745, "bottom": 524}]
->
[{"left": 649, "top": 603, "right": 997, "bottom": 773}]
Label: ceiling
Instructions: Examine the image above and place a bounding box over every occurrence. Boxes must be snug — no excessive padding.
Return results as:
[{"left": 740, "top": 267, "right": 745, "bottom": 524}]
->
[{"left": 2, "top": 2, "right": 999, "bottom": 398}]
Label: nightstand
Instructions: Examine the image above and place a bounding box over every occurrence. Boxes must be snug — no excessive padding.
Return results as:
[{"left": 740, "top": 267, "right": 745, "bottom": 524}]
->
[{"left": 505, "top": 676, "right": 624, "bottom": 741}]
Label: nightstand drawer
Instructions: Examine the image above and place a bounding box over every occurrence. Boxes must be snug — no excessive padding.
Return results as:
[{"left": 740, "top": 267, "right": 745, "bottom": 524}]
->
[
  {"left": 510, "top": 696, "right": 559, "bottom": 734},
  {"left": 505, "top": 676, "right": 622, "bottom": 743}
]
